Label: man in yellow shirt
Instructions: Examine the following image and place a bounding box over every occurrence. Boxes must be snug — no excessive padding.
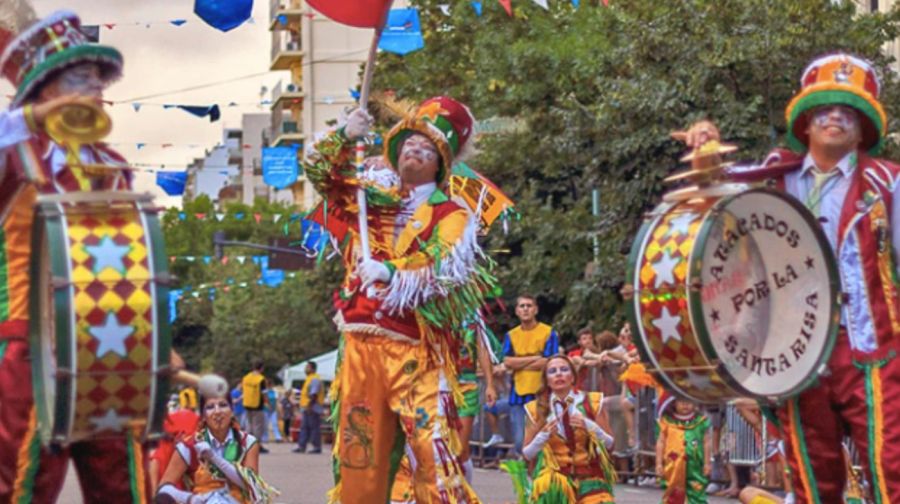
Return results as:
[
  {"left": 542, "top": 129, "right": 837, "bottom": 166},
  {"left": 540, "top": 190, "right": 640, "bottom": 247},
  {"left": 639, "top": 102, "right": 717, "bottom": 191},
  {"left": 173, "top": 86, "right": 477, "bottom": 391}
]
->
[
  {"left": 502, "top": 294, "right": 559, "bottom": 456},
  {"left": 294, "top": 361, "right": 324, "bottom": 454},
  {"left": 242, "top": 358, "right": 269, "bottom": 454}
]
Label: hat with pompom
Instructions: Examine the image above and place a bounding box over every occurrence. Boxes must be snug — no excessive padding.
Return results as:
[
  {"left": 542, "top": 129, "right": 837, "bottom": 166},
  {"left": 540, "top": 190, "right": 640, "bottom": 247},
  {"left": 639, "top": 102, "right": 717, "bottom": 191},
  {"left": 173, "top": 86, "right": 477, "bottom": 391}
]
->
[
  {"left": 785, "top": 53, "right": 886, "bottom": 154},
  {"left": 383, "top": 96, "right": 476, "bottom": 185}
]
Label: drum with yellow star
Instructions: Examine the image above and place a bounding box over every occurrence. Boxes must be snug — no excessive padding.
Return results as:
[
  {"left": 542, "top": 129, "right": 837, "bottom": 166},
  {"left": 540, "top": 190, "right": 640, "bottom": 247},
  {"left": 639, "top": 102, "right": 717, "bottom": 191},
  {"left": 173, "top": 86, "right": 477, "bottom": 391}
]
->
[
  {"left": 626, "top": 187, "right": 840, "bottom": 403},
  {"left": 29, "top": 192, "right": 171, "bottom": 444}
]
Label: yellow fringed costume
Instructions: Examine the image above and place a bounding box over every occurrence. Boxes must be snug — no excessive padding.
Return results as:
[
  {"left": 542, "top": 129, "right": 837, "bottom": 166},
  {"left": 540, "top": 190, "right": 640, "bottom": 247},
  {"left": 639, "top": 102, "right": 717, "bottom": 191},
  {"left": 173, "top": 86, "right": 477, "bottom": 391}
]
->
[
  {"left": 307, "top": 97, "right": 497, "bottom": 504},
  {"left": 524, "top": 391, "right": 616, "bottom": 503}
]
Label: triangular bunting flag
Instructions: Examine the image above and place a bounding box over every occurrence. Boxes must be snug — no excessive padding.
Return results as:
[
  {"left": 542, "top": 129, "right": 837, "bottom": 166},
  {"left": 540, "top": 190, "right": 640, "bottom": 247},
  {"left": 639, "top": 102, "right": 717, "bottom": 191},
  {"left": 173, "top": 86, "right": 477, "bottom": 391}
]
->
[
  {"left": 273, "top": 214, "right": 283, "bottom": 224},
  {"left": 471, "top": 1, "right": 483, "bottom": 15},
  {"left": 438, "top": 4, "right": 451, "bottom": 15},
  {"left": 221, "top": 256, "right": 229, "bottom": 265},
  {"left": 132, "top": 103, "right": 142, "bottom": 112},
  {"left": 532, "top": 0, "right": 548, "bottom": 9},
  {"left": 195, "top": 213, "right": 206, "bottom": 220},
  {"left": 237, "top": 256, "right": 247, "bottom": 265},
  {"left": 499, "top": 0, "right": 512, "bottom": 15},
  {"left": 571, "top": 0, "right": 579, "bottom": 6},
  {"left": 178, "top": 212, "right": 186, "bottom": 220},
  {"left": 254, "top": 213, "right": 262, "bottom": 224},
  {"left": 216, "top": 213, "right": 225, "bottom": 221}
]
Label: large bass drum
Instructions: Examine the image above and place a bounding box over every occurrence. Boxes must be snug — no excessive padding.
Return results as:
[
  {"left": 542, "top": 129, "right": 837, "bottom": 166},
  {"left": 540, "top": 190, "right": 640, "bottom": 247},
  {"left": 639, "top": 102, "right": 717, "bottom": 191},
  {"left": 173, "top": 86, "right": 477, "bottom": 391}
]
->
[
  {"left": 30, "top": 192, "right": 171, "bottom": 445},
  {"left": 626, "top": 187, "right": 840, "bottom": 403}
]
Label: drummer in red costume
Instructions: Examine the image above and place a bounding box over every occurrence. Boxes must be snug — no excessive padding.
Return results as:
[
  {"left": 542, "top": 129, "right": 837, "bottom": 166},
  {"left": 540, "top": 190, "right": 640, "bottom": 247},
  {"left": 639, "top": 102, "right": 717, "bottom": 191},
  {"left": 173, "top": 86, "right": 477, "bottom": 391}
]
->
[
  {"left": 682, "top": 53, "right": 900, "bottom": 503},
  {"left": 0, "top": 7, "right": 151, "bottom": 503}
]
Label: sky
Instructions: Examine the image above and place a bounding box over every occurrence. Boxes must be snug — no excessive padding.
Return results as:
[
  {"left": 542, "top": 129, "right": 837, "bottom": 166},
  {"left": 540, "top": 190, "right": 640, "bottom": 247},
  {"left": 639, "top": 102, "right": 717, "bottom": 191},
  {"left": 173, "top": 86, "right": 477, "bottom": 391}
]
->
[{"left": 0, "top": 0, "right": 283, "bottom": 208}]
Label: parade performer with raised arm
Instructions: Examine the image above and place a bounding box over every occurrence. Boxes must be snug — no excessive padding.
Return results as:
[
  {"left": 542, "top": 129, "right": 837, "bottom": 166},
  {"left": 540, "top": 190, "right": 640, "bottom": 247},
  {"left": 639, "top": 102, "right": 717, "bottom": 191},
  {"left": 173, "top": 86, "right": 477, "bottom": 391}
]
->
[
  {"left": 305, "top": 96, "right": 498, "bottom": 503},
  {"left": 680, "top": 52, "right": 900, "bottom": 503},
  {"left": 0, "top": 5, "right": 161, "bottom": 502}
]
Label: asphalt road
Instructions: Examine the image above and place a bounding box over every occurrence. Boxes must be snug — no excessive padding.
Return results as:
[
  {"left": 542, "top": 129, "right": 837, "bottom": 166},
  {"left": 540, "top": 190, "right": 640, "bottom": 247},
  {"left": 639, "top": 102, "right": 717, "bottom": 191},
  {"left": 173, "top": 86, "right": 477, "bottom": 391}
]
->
[{"left": 58, "top": 442, "right": 736, "bottom": 503}]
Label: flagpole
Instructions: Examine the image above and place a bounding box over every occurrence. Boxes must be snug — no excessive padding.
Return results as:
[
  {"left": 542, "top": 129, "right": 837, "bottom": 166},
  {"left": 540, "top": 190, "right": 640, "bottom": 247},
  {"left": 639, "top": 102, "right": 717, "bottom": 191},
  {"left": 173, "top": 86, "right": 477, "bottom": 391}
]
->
[{"left": 355, "top": 2, "right": 393, "bottom": 261}]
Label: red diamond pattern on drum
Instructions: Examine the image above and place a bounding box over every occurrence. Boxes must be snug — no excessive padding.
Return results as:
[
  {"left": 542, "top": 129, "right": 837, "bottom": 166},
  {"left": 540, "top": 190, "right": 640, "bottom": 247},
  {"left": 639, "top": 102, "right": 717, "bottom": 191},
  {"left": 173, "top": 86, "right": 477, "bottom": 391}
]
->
[
  {"left": 68, "top": 207, "right": 155, "bottom": 438},
  {"left": 635, "top": 199, "right": 733, "bottom": 401}
]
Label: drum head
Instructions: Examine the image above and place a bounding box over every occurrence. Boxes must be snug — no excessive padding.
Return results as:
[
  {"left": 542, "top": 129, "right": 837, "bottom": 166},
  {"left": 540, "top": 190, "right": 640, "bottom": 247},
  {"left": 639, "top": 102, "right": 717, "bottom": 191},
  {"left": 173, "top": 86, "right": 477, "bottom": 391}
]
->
[{"left": 690, "top": 188, "right": 840, "bottom": 399}]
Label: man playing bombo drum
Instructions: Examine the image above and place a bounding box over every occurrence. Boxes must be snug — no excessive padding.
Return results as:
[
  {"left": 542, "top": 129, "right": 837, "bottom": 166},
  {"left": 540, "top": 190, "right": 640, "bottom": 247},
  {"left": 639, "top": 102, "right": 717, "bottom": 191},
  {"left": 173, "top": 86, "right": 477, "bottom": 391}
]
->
[{"left": 682, "top": 53, "right": 900, "bottom": 503}]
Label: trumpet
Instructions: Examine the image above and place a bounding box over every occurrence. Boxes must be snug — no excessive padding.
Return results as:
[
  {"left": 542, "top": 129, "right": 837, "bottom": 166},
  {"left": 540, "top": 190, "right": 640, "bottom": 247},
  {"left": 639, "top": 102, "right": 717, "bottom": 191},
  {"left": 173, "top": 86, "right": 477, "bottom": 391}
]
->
[
  {"left": 43, "top": 99, "right": 112, "bottom": 146},
  {"left": 42, "top": 99, "right": 119, "bottom": 189}
]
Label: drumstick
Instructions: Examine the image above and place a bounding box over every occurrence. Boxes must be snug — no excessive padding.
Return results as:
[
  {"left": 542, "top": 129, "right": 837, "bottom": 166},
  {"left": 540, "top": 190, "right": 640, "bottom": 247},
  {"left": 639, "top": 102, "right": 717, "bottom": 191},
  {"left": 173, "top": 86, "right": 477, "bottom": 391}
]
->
[{"left": 171, "top": 370, "right": 229, "bottom": 399}]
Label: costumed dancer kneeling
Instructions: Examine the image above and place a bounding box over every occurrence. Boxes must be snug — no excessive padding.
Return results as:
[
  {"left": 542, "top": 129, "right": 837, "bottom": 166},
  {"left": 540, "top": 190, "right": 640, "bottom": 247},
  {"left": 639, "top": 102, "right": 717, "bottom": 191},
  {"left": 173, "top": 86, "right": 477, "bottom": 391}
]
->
[
  {"left": 156, "top": 386, "right": 277, "bottom": 504},
  {"left": 515, "top": 354, "right": 616, "bottom": 503}
]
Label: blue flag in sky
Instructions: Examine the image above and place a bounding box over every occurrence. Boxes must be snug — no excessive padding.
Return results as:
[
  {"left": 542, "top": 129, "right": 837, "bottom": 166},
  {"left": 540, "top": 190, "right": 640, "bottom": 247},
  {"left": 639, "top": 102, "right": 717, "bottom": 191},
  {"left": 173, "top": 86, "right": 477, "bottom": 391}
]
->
[
  {"left": 378, "top": 8, "right": 424, "bottom": 56},
  {"left": 156, "top": 171, "right": 187, "bottom": 196},
  {"left": 194, "top": 0, "right": 253, "bottom": 32}
]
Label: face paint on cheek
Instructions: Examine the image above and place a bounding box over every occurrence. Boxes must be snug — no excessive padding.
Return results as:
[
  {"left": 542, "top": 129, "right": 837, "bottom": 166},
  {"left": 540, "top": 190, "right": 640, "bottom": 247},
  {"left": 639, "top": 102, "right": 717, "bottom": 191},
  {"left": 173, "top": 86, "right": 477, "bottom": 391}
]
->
[{"left": 57, "top": 69, "right": 104, "bottom": 97}]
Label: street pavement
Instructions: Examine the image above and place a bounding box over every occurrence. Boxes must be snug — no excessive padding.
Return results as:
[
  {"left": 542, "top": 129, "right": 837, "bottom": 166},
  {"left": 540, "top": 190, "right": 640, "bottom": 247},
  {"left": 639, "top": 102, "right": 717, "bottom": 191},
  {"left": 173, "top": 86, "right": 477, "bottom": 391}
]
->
[{"left": 59, "top": 441, "right": 736, "bottom": 503}]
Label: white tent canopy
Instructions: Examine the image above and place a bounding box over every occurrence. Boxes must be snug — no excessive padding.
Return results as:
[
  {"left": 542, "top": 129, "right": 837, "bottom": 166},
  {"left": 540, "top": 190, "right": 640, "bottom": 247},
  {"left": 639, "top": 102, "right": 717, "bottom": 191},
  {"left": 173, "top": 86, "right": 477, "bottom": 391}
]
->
[{"left": 280, "top": 349, "right": 338, "bottom": 389}]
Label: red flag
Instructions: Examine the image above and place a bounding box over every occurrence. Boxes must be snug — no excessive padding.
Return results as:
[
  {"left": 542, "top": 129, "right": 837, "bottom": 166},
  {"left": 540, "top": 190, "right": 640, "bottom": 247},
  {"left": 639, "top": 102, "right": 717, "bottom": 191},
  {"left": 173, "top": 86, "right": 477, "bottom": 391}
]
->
[
  {"left": 306, "top": 0, "right": 393, "bottom": 28},
  {"left": 498, "top": 0, "right": 512, "bottom": 16},
  {"left": 254, "top": 213, "right": 262, "bottom": 224}
]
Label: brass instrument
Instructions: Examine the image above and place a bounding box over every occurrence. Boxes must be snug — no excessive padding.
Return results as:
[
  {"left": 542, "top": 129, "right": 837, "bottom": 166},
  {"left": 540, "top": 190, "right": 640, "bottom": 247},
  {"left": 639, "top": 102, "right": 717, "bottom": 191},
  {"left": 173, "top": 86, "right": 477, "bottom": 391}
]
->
[{"left": 42, "top": 100, "right": 125, "bottom": 187}]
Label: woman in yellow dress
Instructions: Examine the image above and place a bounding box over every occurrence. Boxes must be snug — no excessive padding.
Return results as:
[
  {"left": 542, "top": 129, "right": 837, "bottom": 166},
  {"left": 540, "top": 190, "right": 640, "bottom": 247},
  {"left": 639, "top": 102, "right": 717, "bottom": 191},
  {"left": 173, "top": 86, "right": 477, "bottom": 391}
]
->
[
  {"left": 522, "top": 354, "right": 617, "bottom": 503},
  {"left": 156, "top": 388, "right": 277, "bottom": 503}
]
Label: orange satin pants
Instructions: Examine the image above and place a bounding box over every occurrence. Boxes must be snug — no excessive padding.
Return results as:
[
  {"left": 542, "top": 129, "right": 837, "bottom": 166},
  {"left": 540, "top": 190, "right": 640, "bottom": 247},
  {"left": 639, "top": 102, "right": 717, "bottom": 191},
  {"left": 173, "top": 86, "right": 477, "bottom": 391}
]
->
[{"left": 333, "top": 332, "right": 478, "bottom": 504}]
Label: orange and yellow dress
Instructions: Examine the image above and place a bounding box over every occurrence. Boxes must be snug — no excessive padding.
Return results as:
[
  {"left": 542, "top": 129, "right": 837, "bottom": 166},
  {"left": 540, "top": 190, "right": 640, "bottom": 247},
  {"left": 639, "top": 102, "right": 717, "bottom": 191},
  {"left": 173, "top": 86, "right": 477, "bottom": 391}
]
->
[{"left": 524, "top": 391, "right": 616, "bottom": 503}]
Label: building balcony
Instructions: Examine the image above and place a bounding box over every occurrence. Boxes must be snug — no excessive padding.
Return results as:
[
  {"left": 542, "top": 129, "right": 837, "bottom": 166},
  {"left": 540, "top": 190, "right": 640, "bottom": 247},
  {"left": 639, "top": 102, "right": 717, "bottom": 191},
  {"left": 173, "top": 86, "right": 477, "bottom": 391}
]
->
[
  {"left": 271, "top": 120, "right": 305, "bottom": 148},
  {"left": 269, "top": 0, "right": 304, "bottom": 31},
  {"left": 271, "top": 87, "right": 304, "bottom": 112},
  {"left": 270, "top": 47, "right": 303, "bottom": 71},
  {"left": 271, "top": 30, "right": 303, "bottom": 70}
]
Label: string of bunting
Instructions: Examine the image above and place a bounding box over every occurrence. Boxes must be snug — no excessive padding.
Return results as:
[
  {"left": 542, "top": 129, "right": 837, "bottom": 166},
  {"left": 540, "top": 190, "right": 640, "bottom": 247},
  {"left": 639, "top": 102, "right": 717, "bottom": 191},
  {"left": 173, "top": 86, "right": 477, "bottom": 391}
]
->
[{"left": 83, "top": 17, "right": 255, "bottom": 30}]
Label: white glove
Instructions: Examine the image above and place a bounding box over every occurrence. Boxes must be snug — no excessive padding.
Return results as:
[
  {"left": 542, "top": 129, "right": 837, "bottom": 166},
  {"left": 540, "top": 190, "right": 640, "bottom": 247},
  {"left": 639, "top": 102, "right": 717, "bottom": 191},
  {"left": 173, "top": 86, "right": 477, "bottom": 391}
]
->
[
  {"left": 157, "top": 483, "right": 203, "bottom": 504},
  {"left": 194, "top": 441, "right": 213, "bottom": 461},
  {"left": 344, "top": 108, "right": 373, "bottom": 140},
  {"left": 358, "top": 259, "right": 392, "bottom": 289},
  {"left": 522, "top": 430, "right": 551, "bottom": 461},
  {"left": 584, "top": 419, "right": 614, "bottom": 449}
]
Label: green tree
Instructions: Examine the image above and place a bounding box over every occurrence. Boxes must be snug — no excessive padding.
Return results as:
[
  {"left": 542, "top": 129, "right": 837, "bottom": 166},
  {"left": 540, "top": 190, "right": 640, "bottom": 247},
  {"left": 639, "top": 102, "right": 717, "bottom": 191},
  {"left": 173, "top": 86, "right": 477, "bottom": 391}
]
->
[
  {"left": 372, "top": 0, "right": 900, "bottom": 340},
  {"left": 163, "top": 197, "right": 341, "bottom": 377}
]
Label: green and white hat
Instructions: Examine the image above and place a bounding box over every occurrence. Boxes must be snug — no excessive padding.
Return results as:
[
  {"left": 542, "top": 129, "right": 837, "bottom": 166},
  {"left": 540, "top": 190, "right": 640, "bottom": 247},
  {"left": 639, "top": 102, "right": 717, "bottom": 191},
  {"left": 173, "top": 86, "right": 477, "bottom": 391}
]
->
[{"left": 0, "top": 10, "right": 122, "bottom": 106}]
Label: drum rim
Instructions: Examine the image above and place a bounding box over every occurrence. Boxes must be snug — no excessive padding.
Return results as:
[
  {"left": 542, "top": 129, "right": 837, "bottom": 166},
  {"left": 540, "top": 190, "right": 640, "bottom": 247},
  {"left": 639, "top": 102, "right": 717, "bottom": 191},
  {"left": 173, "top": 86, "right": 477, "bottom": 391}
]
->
[
  {"left": 140, "top": 199, "right": 172, "bottom": 438},
  {"left": 688, "top": 187, "right": 841, "bottom": 401},
  {"left": 29, "top": 201, "right": 75, "bottom": 445}
]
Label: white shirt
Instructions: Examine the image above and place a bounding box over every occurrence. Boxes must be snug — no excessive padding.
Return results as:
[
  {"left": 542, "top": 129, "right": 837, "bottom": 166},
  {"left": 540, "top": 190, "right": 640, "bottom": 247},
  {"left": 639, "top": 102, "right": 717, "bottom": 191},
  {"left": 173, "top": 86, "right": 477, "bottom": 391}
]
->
[{"left": 784, "top": 152, "right": 900, "bottom": 346}]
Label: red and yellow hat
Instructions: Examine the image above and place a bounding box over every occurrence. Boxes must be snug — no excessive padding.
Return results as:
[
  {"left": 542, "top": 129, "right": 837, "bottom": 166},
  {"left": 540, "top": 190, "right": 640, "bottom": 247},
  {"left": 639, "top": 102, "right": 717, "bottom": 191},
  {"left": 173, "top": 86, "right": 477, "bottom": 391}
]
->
[
  {"left": 384, "top": 96, "right": 476, "bottom": 186},
  {"left": 0, "top": 11, "right": 123, "bottom": 107},
  {"left": 785, "top": 53, "right": 886, "bottom": 154}
]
